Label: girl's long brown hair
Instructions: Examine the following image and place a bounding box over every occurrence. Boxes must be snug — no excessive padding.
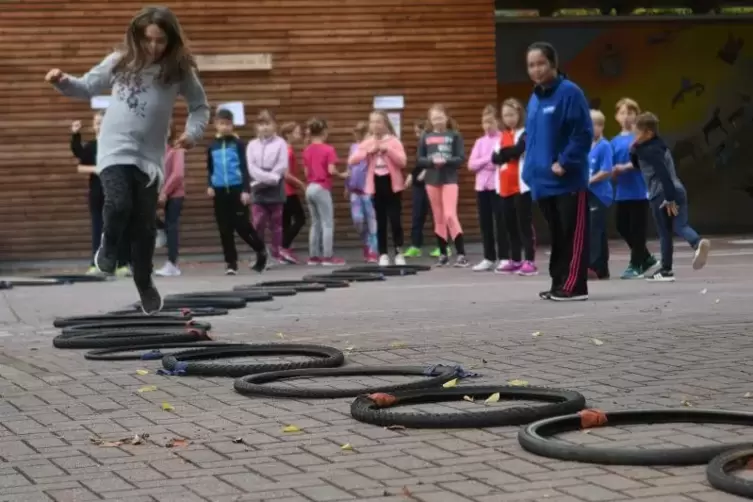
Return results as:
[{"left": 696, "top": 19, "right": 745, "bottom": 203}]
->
[
  {"left": 426, "top": 103, "right": 459, "bottom": 132},
  {"left": 501, "top": 98, "right": 526, "bottom": 129},
  {"left": 370, "top": 110, "right": 396, "bottom": 136},
  {"left": 113, "top": 6, "right": 196, "bottom": 85}
]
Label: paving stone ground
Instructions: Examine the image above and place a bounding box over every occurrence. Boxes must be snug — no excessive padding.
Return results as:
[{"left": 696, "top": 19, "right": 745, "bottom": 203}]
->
[{"left": 2, "top": 239, "right": 753, "bottom": 502}]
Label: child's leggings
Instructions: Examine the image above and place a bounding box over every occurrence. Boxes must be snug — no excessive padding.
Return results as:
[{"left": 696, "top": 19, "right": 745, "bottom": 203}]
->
[
  {"left": 252, "top": 203, "right": 284, "bottom": 257},
  {"left": 350, "top": 192, "right": 377, "bottom": 254},
  {"left": 305, "top": 183, "right": 334, "bottom": 258},
  {"left": 426, "top": 183, "right": 463, "bottom": 253}
]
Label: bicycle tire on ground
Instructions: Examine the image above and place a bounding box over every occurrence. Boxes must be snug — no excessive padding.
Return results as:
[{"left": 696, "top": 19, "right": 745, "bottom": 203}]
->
[
  {"left": 61, "top": 319, "right": 210, "bottom": 336},
  {"left": 85, "top": 342, "right": 246, "bottom": 361},
  {"left": 54, "top": 313, "right": 191, "bottom": 328},
  {"left": 346, "top": 264, "right": 431, "bottom": 273},
  {"left": 303, "top": 273, "right": 384, "bottom": 283},
  {"left": 296, "top": 277, "right": 350, "bottom": 288},
  {"left": 41, "top": 274, "right": 111, "bottom": 283},
  {"left": 251, "top": 281, "right": 328, "bottom": 292},
  {"left": 707, "top": 447, "right": 753, "bottom": 499},
  {"left": 350, "top": 385, "right": 586, "bottom": 429},
  {"left": 333, "top": 267, "right": 416, "bottom": 277},
  {"left": 159, "top": 296, "right": 247, "bottom": 309},
  {"left": 161, "top": 343, "right": 345, "bottom": 377},
  {"left": 518, "top": 408, "right": 753, "bottom": 466},
  {"left": 165, "top": 291, "right": 273, "bottom": 302},
  {"left": 234, "top": 365, "right": 459, "bottom": 399},
  {"left": 231, "top": 286, "right": 298, "bottom": 297},
  {"left": 53, "top": 329, "right": 210, "bottom": 349},
  {"left": 1, "top": 277, "right": 64, "bottom": 286},
  {"left": 108, "top": 306, "right": 229, "bottom": 317}
]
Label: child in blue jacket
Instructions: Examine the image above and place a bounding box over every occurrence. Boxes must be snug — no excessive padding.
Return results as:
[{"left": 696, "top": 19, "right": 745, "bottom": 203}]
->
[{"left": 521, "top": 42, "right": 593, "bottom": 302}]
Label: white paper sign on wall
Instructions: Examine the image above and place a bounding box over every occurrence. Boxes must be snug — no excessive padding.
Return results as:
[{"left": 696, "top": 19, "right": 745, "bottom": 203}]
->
[
  {"left": 217, "top": 102, "right": 246, "bottom": 126},
  {"left": 373, "top": 95, "right": 404, "bottom": 110}
]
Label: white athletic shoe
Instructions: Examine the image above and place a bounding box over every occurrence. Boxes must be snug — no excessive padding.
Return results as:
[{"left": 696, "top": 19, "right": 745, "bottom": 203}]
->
[
  {"left": 394, "top": 253, "right": 406, "bottom": 266},
  {"left": 472, "top": 259, "right": 495, "bottom": 272},
  {"left": 155, "top": 262, "right": 181, "bottom": 277},
  {"left": 378, "top": 254, "right": 391, "bottom": 266}
]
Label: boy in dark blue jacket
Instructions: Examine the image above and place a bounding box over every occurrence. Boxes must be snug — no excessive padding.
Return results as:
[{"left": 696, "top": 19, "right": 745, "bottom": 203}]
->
[
  {"left": 630, "top": 112, "right": 710, "bottom": 282},
  {"left": 207, "top": 109, "right": 266, "bottom": 274},
  {"left": 522, "top": 42, "right": 593, "bottom": 301}
]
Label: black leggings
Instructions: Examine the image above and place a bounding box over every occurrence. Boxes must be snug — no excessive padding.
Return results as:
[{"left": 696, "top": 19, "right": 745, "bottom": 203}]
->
[
  {"left": 212, "top": 186, "right": 265, "bottom": 269},
  {"left": 499, "top": 192, "right": 536, "bottom": 262},
  {"left": 282, "top": 194, "right": 306, "bottom": 249},
  {"left": 99, "top": 165, "right": 158, "bottom": 289},
  {"left": 372, "top": 175, "right": 403, "bottom": 255},
  {"left": 615, "top": 200, "right": 651, "bottom": 268}
]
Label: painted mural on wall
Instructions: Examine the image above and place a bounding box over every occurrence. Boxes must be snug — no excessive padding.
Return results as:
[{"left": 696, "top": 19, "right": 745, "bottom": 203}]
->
[{"left": 496, "top": 21, "right": 753, "bottom": 232}]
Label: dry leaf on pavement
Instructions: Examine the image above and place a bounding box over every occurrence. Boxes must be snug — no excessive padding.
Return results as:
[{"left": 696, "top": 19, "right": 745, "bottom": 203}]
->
[
  {"left": 484, "top": 392, "right": 501, "bottom": 404},
  {"left": 442, "top": 378, "right": 458, "bottom": 388}
]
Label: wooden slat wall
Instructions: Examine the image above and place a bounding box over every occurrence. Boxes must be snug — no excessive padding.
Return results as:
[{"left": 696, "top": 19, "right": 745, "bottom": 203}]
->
[{"left": 0, "top": 0, "right": 497, "bottom": 260}]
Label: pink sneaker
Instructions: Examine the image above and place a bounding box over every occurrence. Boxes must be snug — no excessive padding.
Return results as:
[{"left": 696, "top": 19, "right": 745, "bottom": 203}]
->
[
  {"left": 495, "top": 260, "right": 521, "bottom": 274},
  {"left": 307, "top": 257, "right": 321, "bottom": 266},
  {"left": 517, "top": 261, "right": 538, "bottom": 276},
  {"left": 321, "top": 257, "right": 346, "bottom": 266},
  {"left": 279, "top": 248, "right": 299, "bottom": 265},
  {"left": 366, "top": 252, "right": 379, "bottom": 264}
]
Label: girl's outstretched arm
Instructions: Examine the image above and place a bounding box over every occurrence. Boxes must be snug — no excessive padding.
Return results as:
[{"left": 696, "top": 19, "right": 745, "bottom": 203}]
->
[
  {"left": 53, "top": 52, "right": 119, "bottom": 100},
  {"left": 179, "top": 69, "right": 210, "bottom": 145}
]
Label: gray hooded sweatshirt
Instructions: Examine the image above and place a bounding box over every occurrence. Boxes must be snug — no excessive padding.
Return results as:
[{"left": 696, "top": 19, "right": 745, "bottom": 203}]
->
[{"left": 53, "top": 52, "right": 210, "bottom": 186}]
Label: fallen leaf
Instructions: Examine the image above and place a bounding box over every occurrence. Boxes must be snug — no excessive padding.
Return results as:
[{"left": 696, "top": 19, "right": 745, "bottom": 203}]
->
[
  {"left": 385, "top": 425, "right": 406, "bottom": 430},
  {"left": 390, "top": 341, "right": 407, "bottom": 348},
  {"left": 507, "top": 379, "right": 529, "bottom": 387},
  {"left": 136, "top": 369, "right": 149, "bottom": 376},
  {"left": 161, "top": 402, "right": 175, "bottom": 412},
  {"left": 276, "top": 332, "right": 285, "bottom": 339},
  {"left": 442, "top": 378, "right": 458, "bottom": 388},
  {"left": 463, "top": 395, "right": 475, "bottom": 403},
  {"left": 591, "top": 338, "right": 604, "bottom": 346},
  {"left": 138, "top": 385, "right": 158, "bottom": 393},
  {"left": 700, "top": 288, "right": 708, "bottom": 295},
  {"left": 282, "top": 425, "right": 301, "bottom": 433},
  {"left": 90, "top": 437, "right": 123, "bottom": 447},
  {"left": 715, "top": 299, "right": 721, "bottom": 304},
  {"left": 340, "top": 443, "right": 353, "bottom": 451},
  {"left": 367, "top": 392, "right": 398, "bottom": 408},
  {"left": 681, "top": 399, "right": 694, "bottom": 407},
  {"left": 531, "top": 331, "right": 542, "bottom": 337},
  {"left": 90, "top": 433, "right": 148, "bottom": 447},
  {"left": 484, "top": 392, "right": 501, "bottom": 404},
  {"left": 232, "top": 437, "right": 245, "bottom": 444},
  {"left": 745, "top": 392, "right": 752, "bottom": 398},
  {"left": 165, "top": 438, "right": 189, "bottom": 448}
]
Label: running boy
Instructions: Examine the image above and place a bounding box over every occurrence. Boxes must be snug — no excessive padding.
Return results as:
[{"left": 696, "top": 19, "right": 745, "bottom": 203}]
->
[
  {"left": 587, "top": 110, "right": 614, "bottom": 279},
  {"left": 630, "top": 112, "right": 710, "bottom": 282},
  {"left": 207, "top": 108, "right": 267, "bottom": 274},
  {"left": 611, "top": 98, "right": 657, "bottom": 279}
]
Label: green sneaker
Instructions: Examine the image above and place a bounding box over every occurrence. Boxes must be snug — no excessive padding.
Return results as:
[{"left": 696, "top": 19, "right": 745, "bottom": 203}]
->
[
  {"left": 429, "top": 247, "right": 452, "bottom": 258},
  {"left": 641, "top": 255, "right": 658, "bottom": 274},
  {"left": 403, "top": 246, "right": 422, "bottom": 258},
  {"left": 85, "top": 266, "right": 99, "bottom": 275},
  {"left": 620, "top": 265, "right": 642, "bottom": 279},
  {"left": 115, "top": 266, "right": 133, "bottom": 278}
]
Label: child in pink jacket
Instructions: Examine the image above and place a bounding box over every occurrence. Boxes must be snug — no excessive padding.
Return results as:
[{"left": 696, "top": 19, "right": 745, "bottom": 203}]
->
[
  {"left": 155, "top": 141, "right": 185, "bottom": 277},
  {"left": 347, "top": 110, "right": 407, "bottom": 266},
  {"left": 246, "top": 110, "right": 289, "bottom": 263}
]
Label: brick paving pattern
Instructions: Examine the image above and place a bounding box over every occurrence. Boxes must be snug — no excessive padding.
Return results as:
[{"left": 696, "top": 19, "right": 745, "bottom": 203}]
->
[{"left": 1, "top": 240, "right": 753, "bottom": 501}]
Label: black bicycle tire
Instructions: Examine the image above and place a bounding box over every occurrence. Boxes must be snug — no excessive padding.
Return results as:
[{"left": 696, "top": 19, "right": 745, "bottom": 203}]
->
[
  {"left": 518, "top": 409, "right": 753, "bottom": 466},
  {"left": 41, "top": 274, "right": 111, "bottom": 283},
  {"left": 350, "top": 385, "right": 586, "bottom": 429},
  {"left": 85, "top": 342, "right": 247, "bottom": 361},
  {"left": 2, "top": 278, "right": 65, "bottom": 286},
  {"left": 297, "top": 277, "right": 350, "bottom": 288},
  {"left": 234, "top": 365, "right": 459, "bottom": 399},
  {"left": 303, "top": 273, "right": 384, "bottom": 283},
  {"left": 707, "top": 447, "right": 753, "bottom": 499},
  {"left": 53, "top": 313, "right": 191, "bottom": 328},
  {"left": 345, "top": 264, "right": 431, "bottom": 273},
  {"left": 107, "top": 307, "right": 228, "bottom": 317},
  {"left": 231, "top": 286, "right": 298, "bottom": 297},
  {"left": 161, "top": 343, "right": 345, "bottom": 377},
  {"left": 251, "top": 281, "right": 328, "bottom": 292},
  {"left": 333, "top": 267, "right": 417, "bottom": 277},
  {"left": 61, "top": 319, "right": 210, "bottom": 336},
  {"left": 165, "top": 291, "right": 273, "bottom": 302},
  {"left": 160, "top": 296, "right": 247, "bottom": 309},
  {"left": 0, "top": 281, "right": 11, "bottom": 290},
  {"left": 53, "top": 329, "right": 210, "bottom": 349}
]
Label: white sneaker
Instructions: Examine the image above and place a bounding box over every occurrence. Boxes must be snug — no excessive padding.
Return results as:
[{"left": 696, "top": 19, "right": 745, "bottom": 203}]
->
[
  {"left": 155, "top": 262, "right": 181, "bottom": 277},
  {"left": 473, "top": 259, "right": 495, "bottom": 272},
  {"left": 155, "top": 230, "right": 167, "bottom": 248},
  {"left": 394, "top": 253, "right": 406, "bottom": 266},
  {"left": 692, "top": 238, "right": 710, "bottom": 270},
  {"left": 378, "top": 254, "right": 391, "bottom": 266}
]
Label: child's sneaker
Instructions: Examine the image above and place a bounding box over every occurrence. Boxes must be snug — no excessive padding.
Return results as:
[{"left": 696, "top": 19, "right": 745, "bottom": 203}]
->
[
  {"left": 321, "top": 257, "right": 346, "bottom": 266},
  {"left": 378, "top": 254, "right": 391, "bottom": 266},
  {"left": 495, "top": 260, "right": 521, "bottom": 274},
  {"left": 550, "top": 289, "right": 588, "bottom": 302},
  {"left": 692, "top": 238, "right": 710, "bottom": 270},
  {"left": 517, "top": 261, "right": 538, "bottom": 276},
  {"left": 138, "top": 279, "right": 163, "bottom": 315},
  {"left": 85, "top": 265, "right": 99, "bottom": 275},
  {"left": 453, "top": 255, "right": 470, "bottom": 268},
  {"left": 640, "top": 255, "right": 658, "bottom": 275},
  {"left": 307, "top": 257, "right": 321, "bottom": 266},
  {"left": 472, "top": 259, "right": 495, "bottom": 272},
  {"left": 155, "top": 262, "right": 181, "bottom": 277},
  {"left": 366, "top": 252, "right": 379, "bottom": 264},
  {"left": 115, "top": 266, "right": 133, "bottom": 278},
  {"left": 225, "top": 268, "right": 238, "bottom": 276},
  {"left": 251, "top": 251, "right": 267, "bottom": 273},
  {"left": 646, "top": 269, "right": 675, "bottom": 282},
  {"left": 620, "top": 265, "right": 642, "bottom": 279},
  {"left": 436, "top": 255, "right": 449, "bottom": 267},
  {"left": 94, "top": 245, "right": 116, "bottom": 275},
  {"left": 404, "top": 246, "right": 421, "bottom": 258},
  {"left": 279, "top": 248, "right": 299, "bottom": 265},
  {"left": 394, "top": 253, "right": 407, "bottom": 266},
  {"left": 430, "top": 247, "right": 452, "bottom": 258}
]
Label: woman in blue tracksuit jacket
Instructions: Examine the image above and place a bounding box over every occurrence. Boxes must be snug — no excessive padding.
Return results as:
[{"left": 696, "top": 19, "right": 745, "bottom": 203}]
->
[{"left": 521, "top": 42, "right": 593, "bottom": 302}]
